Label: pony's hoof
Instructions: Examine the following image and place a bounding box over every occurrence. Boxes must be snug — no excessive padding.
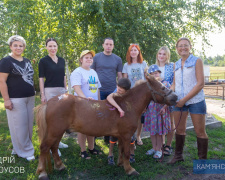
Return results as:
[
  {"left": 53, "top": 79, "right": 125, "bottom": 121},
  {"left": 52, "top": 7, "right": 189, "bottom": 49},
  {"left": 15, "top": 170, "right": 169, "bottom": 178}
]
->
[
  {"left": 127, "top": 168, "right": 139, "bottom": 176},
  {"left": 54, "top": 163, "right": 66, "bottom": 171},
  {"left": 39, "top": 172, "right": 49, "bottom": 180},
  {"left": 39, "top": 176, "right": 49, "bottom": 180},
  {"left": 130, "top": 170, "right": 139, "bottom": 176}
]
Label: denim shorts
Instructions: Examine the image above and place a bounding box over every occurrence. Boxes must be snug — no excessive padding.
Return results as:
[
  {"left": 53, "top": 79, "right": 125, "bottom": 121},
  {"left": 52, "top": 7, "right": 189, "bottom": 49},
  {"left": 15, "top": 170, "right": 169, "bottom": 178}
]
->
[{"left": 173, "top": 100, "right": 206, "bottom": 114}]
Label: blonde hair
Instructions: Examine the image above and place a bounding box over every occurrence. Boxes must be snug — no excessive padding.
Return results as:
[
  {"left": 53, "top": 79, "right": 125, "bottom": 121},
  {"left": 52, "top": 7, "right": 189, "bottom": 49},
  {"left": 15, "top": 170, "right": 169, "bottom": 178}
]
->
[
  {"left": 7, "top": 35, "right": 26, "bottom": 47},
  {"left": 155, "top": 46, "right": 170, "bottom": 65}
]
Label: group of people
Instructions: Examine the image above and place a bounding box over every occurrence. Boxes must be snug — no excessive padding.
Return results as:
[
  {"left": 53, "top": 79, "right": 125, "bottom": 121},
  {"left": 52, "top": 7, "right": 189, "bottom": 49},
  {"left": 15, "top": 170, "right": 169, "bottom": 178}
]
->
[{"left": 0, "top": 35, "right": 208, "bottom": 165}]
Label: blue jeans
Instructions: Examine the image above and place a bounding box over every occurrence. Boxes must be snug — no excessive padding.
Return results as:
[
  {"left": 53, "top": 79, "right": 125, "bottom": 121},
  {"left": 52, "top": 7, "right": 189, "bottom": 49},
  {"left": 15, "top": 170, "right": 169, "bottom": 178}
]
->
[
  {"left": 173, "top": 100, "right": 206, "bottom": 114},
  {"left": 100, "top": 91, "right": 114, "bottom": 100}
]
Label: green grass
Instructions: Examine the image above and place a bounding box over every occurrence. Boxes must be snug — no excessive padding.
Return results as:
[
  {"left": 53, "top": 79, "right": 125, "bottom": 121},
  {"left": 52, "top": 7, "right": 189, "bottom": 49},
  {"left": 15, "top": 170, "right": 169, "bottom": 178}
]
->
[
  {"left": 210, "top": 67, "right": 225, "bottom": 80},
  {"left": 0, "top": 97, "right": 225, "bottom": 179}
]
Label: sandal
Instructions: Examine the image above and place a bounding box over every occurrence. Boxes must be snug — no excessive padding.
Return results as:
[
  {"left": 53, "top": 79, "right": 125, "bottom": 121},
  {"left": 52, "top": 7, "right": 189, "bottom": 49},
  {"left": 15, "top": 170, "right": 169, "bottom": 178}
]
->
[
  {"left": 146, "top": 148, "right": 156, "bottom": 155},
  {"left": 153, "top": 151, "right": 162, "bottom": 159},
  {"left": 80, "top": 151, "right": 91, "bottom": 159},
  {"left": 136, "top": 139, "right": 143, "bottom": 146},
  {"left": 129, "top": 154, "right": 135, "bottom": 163},
  {"left": 108, "top": 156, "right": 115, "bottom": 165},
  {"left": 88, "top": 148, "right": 102, "bottom": 155},
  {"left": 164, "top": 145, "right": 173, "bottom": 156}
]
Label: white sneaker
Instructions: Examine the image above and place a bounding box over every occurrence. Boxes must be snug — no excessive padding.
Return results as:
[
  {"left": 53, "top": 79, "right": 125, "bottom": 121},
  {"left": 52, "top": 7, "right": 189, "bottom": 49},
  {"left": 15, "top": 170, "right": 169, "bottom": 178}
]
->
[
  {"left": 59, "top": 142, "right": 68, "bottom": 149},
  {"left": 11, "top": 149, "right": 17, "bottom": 155},
  {"left": 50, "top": 149, "right": 61, "bottom": 157},
  {"left": 26, "top": 155, "right": 35, "bottom": 161}
]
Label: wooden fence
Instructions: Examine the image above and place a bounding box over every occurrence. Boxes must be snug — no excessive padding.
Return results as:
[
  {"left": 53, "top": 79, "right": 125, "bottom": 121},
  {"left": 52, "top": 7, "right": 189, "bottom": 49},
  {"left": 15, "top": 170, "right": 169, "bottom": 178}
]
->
[{"left": 204, "top": 85, "right": 225, "bottom": 100}]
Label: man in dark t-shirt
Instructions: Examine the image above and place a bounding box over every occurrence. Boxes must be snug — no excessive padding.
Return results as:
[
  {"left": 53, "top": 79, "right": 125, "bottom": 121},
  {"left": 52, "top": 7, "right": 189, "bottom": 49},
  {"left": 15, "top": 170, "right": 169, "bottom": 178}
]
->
[{"left": 91, "top": 37, "right": 123, "bottom": 143}]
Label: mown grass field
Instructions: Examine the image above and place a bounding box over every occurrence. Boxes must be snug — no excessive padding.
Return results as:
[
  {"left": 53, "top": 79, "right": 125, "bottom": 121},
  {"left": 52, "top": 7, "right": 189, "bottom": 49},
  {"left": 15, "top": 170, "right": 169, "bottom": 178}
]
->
[
  {"left": 0, "top": 97, "right": 225, "bottom": 180},
  {"left": 210, "top": 66, "right": 225, "bottom": 80}
]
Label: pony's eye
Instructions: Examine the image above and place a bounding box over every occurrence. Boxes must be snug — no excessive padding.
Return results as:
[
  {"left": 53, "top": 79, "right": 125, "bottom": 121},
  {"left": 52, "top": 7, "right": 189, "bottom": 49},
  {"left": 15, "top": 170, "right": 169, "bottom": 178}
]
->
[{"left": 162, "top": 86, "right": 165, "bottom": 90}]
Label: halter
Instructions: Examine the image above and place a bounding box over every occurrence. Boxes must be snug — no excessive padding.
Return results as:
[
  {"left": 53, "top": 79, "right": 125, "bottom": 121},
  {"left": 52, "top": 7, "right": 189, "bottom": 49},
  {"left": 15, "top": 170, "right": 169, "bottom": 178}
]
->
[{"left": 146, "top": 81, "right": 171, "bottom": 104}]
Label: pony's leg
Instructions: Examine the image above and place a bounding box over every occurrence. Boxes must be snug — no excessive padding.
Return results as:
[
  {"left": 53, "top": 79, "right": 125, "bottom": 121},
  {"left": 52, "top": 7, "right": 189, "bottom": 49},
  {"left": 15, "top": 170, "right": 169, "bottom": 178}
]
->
[
  {"left": 37, "top": 153, "right": 48, "bottom": 180},
  {"left": 51, "top": 138, "right": 66, "bottom": 171},
  {"left": 117, "top": 139, "right": 124, "bottom": 166},
  {"left": 36, "top": 142, "right": 51, "bottom": 180},
  {"left": 122, "top": 138, "right": 139, "bottom": 176}
]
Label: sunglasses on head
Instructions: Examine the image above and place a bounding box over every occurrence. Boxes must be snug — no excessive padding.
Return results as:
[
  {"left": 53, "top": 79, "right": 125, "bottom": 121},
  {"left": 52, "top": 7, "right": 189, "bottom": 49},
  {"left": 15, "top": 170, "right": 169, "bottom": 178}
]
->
[{"left": 130, "top": 43, "right": 139, "bottom": 46}]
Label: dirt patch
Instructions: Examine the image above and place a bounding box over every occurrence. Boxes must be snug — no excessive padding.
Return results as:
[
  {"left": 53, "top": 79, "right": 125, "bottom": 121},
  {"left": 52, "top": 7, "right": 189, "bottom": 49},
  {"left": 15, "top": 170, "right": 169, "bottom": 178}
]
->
[
  {"left": 204, "top": 85, "right": 225, "bottom": 99},
  {"left": 205, "top": 99, "right": 225, "bottom": 119}
]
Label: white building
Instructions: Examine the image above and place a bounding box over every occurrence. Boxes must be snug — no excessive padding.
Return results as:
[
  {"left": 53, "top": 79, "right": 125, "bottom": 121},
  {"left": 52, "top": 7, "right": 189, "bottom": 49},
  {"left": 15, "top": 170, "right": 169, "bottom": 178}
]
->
[{"left": 204, "top": 65, "right": 210, "bottom": 82}]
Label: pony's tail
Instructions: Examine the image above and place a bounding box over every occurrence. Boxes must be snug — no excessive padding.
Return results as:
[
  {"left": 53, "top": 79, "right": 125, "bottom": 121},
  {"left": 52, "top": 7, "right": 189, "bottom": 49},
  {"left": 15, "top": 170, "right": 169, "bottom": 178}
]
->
[
  {"left": 35, "top": 104, "right": 52, "bottom": 174},
  {"left": 34, "top": 104, "right": 47, "bottom": 143}
]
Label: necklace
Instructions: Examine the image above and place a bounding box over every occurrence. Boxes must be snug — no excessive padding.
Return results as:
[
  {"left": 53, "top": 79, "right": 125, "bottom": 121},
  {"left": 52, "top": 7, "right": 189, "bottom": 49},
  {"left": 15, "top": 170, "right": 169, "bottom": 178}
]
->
[
  {"left": 49, "top": 55, "right": 58, "bottom": 63},
  {"left": 52, "top": 57, "right": 58, "bottom": 63}
]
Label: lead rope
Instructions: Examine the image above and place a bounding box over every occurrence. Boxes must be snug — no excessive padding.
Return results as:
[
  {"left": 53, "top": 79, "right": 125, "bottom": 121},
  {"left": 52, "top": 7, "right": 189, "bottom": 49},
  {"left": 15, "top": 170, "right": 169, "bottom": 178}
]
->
[
  {"left": 146, "top": 81, "right": 180, "bottom": 161},
  {"left": 158, "top": 108, "right": 183, "bottom": 162},
  {"left": 162, "top": 108, "right": 183, "bottom": 132}
]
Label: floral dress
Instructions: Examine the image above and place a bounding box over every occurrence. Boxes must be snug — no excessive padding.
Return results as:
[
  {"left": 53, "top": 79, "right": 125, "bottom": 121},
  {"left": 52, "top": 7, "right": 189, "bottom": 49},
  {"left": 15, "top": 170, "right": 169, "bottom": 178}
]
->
[{"left": 143, "top": 80, "right": 171, "bottom": 135}]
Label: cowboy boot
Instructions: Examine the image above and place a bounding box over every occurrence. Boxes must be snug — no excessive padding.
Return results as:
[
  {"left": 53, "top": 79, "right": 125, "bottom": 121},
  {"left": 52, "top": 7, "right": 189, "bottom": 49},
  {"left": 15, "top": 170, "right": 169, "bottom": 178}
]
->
[
  {"left": 168, "top": 134, "right": 185, "bottom": 164},
  {"left": 197, "top": 137, "right": 208, "bottom": 159}
]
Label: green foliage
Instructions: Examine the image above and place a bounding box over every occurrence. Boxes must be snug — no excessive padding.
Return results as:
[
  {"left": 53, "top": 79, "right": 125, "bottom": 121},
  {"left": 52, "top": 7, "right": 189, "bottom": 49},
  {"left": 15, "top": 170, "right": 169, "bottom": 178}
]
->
[
  {"left": 0, "top": 0, "right": 225, "bottom": 90},
  {"left": 204, "top": 55, "right": 225, "bottom": 66}
]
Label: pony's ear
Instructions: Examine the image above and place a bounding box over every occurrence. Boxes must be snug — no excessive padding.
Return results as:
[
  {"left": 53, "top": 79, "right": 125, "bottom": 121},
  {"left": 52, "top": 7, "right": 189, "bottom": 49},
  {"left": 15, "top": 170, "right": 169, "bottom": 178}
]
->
[{"left": 145, "top": 72, "right": 154, "bottom": 80}]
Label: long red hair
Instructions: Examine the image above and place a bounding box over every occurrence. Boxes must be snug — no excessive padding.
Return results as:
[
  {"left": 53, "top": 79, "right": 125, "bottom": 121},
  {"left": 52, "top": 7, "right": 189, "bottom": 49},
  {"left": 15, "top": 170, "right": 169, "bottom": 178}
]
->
[{"left": 126, "top": 44, "right": 143, "bottom": 64}]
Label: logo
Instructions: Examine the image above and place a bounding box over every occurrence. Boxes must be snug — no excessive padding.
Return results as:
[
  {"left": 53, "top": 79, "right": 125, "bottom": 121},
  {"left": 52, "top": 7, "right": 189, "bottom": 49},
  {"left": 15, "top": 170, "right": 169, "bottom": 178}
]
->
[{"left": 88, "top": 76, "right": 98, "bottom": 93}]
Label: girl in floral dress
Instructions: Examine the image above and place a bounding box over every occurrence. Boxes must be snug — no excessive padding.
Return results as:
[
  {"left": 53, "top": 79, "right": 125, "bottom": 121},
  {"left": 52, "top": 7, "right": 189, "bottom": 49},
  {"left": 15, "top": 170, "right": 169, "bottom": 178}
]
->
[{"left": 144, "top": 64, "right": 171, "bottom": 159}]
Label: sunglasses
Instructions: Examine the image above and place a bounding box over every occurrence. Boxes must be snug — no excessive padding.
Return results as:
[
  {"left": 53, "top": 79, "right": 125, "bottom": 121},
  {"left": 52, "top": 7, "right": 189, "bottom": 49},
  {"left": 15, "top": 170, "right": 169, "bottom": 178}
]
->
[{"left": 130, "top": 43, "right": 139, "bottom": 46}]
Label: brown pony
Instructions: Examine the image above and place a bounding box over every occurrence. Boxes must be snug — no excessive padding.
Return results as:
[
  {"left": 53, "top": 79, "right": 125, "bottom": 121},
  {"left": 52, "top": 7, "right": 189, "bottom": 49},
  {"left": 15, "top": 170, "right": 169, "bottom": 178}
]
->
[{"left": 35, "top": 74, "right": 177, "bottom": 179}]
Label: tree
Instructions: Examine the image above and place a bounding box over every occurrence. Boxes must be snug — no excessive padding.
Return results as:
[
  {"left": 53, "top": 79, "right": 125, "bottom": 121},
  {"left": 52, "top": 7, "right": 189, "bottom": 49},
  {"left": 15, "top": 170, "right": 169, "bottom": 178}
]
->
[{"left": 1, "top": 0, "right": 225, "bottom": 90}]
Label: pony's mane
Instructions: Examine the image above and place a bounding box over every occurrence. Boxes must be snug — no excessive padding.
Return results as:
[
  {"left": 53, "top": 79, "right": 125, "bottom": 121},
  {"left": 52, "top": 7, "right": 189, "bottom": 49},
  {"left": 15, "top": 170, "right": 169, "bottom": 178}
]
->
[
  {"left": 113, "top": 76, "right": 164, "bottom": 104},
  {"left": 113, "top": 80, "right": 147, "bottom": 102}
]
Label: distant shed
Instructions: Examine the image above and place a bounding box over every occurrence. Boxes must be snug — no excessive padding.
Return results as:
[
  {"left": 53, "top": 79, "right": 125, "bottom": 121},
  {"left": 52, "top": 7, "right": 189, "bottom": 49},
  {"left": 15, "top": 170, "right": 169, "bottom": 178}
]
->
[{"left": 204, "top": 65, "right": 210, "bottom": 82}]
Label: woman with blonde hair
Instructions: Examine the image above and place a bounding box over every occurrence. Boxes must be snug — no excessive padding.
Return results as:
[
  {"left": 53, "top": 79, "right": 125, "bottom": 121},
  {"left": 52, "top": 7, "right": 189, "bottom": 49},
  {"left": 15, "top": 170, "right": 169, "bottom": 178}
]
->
[{"left": 155, "top": 46, "right": 174, "bottom": 156}]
